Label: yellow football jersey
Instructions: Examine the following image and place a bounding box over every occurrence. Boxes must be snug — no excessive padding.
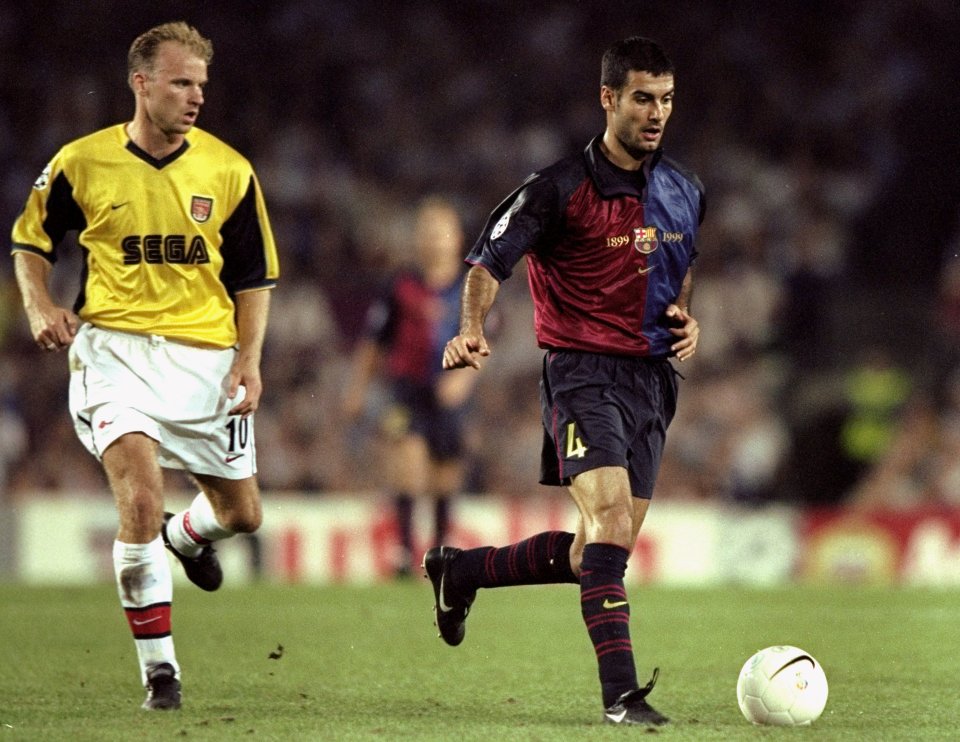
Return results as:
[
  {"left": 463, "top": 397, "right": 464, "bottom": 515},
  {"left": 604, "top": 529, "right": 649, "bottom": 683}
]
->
[{"left": 11, "top": 124, "right": 279, "bottom": 348}]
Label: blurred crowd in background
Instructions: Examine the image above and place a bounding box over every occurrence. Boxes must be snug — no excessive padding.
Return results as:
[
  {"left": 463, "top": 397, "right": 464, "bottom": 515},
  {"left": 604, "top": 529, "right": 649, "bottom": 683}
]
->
[{"left": 1, "top": 0, "right": 958, "bottom": 510}]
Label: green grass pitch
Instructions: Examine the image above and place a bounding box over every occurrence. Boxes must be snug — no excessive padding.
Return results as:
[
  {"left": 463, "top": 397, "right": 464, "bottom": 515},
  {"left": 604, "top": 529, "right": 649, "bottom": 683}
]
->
[{"left": 1, "top": 581, "right": 957, "bottom": 740}]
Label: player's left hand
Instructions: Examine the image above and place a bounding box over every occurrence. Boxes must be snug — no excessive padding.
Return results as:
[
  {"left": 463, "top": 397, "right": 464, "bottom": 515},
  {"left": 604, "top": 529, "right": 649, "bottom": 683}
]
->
[
  {"left": 666, "top": 304, "right": 699, "bottom": 362},
  {"left": 228, "top": 357, "right": 262, "bottom": 417}
]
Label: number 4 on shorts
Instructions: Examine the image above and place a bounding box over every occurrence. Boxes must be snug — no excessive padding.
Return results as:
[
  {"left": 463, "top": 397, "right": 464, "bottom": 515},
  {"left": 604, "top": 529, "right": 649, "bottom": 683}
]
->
[{"left": 565, "top": 422, "right": 587, "bottom": 459}]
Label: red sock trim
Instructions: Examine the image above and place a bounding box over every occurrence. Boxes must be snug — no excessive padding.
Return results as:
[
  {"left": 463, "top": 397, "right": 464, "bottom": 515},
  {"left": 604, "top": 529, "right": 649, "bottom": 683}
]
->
[
  {"left": 182, "top": 511, "right": 212, "bottom": 545},
  {"left": 124, "top": 602, "right": 172, "bottom": 638}
]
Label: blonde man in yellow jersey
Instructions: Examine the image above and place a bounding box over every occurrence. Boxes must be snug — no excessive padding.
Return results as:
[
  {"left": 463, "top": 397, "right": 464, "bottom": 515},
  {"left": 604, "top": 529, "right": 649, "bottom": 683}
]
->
[{"left": 11, "top": 22, "right": 279, "bottom": 711}]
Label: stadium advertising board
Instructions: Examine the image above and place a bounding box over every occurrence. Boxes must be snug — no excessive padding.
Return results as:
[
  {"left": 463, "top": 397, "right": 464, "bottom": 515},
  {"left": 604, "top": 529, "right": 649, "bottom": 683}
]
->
[{"left": 11, "top": 495, "right": 960, "bottom": 586}]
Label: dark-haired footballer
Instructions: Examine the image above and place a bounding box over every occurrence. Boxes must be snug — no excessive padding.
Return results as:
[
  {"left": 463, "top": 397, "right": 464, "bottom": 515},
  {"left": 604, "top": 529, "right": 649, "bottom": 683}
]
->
[{"left": 426, "top": 35, "right": 704, "bottom": 727}]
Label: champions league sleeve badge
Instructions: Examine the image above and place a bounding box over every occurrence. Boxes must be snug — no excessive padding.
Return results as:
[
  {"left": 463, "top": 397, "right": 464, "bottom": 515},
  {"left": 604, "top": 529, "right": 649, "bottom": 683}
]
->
[{"left": 33, "top": 163, "right": 52, "bottom": 191}]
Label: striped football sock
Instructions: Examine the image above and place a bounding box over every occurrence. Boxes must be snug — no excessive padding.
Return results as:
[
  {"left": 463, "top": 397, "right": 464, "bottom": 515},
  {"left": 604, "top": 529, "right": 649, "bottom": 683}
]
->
[
  {"left": 579, "top": 542, "right": 638, "bottom": 707},
  {"left": 453, "top": 531, "right": 578, "bottom": 589}
]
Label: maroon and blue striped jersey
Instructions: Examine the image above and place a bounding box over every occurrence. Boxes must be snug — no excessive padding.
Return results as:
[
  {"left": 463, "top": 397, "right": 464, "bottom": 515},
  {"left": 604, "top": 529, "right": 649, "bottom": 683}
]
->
[
  {"left": 364, "top": 270, "right": 463, "bottom": 386},
  {"left": 467, "top": 137, "right": 705, "bottom": 357}
]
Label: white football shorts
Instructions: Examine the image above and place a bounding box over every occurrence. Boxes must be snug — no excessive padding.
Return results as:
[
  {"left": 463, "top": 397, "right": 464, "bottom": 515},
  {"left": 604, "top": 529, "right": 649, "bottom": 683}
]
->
[{"left": 68, "top": 324, "right": 257, "bottom": 479}]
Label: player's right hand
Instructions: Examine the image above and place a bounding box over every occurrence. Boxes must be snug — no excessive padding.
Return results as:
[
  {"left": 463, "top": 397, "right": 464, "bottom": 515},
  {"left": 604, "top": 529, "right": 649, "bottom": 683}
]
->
[
  {"left": 442, "top": 333, "right": 490, "bottom": 370},
  {"left": 28, "top": 304, "right": 79, "bottom": 352}
]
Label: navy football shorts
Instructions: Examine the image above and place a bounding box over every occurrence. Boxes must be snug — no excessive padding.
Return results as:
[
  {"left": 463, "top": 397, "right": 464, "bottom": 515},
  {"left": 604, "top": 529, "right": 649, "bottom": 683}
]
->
[
  {"left": 385, "top": 379, "right": 467, "bottom": 461},
  {"left": 539, "top": 350, "right": 679, "bottom": 498}
]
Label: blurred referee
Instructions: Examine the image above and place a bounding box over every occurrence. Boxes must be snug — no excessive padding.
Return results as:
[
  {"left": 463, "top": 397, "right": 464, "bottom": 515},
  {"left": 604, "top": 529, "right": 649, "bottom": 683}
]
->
[{"left": 343, "top": 197, "right": 478, "bottom": 577}]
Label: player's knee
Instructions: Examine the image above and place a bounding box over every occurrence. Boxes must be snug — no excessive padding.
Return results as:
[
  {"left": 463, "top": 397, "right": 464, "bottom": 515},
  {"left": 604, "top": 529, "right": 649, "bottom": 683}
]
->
[
  {"left": 586, "top": 500, "right": 633, "bottom": 549},
  {"left": 219, "top": 503, "right": 262, "bottom": 534},
  {"left": 228, "top": 512, "right": 262, "bottom": 534}
]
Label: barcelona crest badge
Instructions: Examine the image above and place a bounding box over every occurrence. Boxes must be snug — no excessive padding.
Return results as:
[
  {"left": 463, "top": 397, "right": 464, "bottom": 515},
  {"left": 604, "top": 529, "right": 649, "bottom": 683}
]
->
[{"left": 634, "top": 226, "right": 658, "bottom": 255}]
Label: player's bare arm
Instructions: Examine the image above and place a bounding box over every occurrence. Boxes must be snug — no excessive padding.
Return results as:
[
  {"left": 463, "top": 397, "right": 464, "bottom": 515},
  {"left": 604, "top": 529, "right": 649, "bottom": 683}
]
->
[
  {"left": 341, "top": 339, "right": 381, "bottom": 420},
  {"left": 667, "top": 267, "right": 698, "bottom": 362},
  {"left": 229, "top": 288, "right": 271, "bottom": 416},
  {"left": 13, "top": 251, "right": 79, "bottom": 352},
  {"left": 443, "top": 264, "right": 499, "bottom": 371},
  {"left": 437, "top": 366, "right": 478, "bottom": 407}
]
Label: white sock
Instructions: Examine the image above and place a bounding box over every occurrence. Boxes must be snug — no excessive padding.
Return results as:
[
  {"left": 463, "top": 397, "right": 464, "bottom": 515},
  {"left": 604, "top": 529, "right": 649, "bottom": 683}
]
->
[
  {"left": 167, "top": 491, "right": 235, "bottom": 557},
  {"left": 113, "top": 538, "right": 179, "bottom": 685}
]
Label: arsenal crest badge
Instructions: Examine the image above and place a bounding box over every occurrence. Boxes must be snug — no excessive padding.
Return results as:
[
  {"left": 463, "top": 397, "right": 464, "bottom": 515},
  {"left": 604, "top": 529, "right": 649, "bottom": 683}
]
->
[{"left": 190, "top": 195, "right": 213, "bottom": 223}]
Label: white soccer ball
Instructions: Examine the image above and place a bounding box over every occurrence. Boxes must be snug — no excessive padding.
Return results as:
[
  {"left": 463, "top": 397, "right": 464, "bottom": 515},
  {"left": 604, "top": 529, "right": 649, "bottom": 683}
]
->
[{"left": 736, "top": 645, "right": 828, "bottom": 726}]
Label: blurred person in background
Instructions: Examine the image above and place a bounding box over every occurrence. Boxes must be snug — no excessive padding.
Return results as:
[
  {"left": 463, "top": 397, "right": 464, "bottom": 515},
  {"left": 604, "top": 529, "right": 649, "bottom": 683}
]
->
[
  {"left": 425, "top": 36, "right": 703, "bottom": 726},
  {"left": 838, "top": 346, "right": 912, "bottom": 491},
  {"left": 343, "top": 197, "right": 478, "bottom": 576},
  {"left": 10, "top": 22, "right": 279, "bottom": 710}
]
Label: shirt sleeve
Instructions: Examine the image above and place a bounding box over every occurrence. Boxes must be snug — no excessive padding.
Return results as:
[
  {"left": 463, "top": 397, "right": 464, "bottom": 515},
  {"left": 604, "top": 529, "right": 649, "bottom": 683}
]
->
[
  {"left": 219, "top": 172, "right": 280, "bottom": 294},
  {"left": 466, "top": 173, "right": 560, "bottom": 282},
  {"left": 11, "top": 152, "right": 86, "bottom": 262}
]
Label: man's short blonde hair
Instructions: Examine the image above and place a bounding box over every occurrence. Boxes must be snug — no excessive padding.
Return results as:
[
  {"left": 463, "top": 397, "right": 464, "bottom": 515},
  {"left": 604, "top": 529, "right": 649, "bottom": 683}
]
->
[{"left": 127, "top": 21, "right": 213, "bottom": 86}]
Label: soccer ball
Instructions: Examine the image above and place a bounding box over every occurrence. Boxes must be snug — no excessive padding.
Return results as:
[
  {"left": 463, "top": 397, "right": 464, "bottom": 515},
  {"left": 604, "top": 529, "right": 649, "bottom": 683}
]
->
[{"left": 736, "top": 645, "right": 828, "bottom": 726}]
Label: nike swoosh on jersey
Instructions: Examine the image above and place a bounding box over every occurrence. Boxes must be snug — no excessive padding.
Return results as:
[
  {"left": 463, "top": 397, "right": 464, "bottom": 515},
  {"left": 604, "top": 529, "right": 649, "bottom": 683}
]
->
[
  {"left": 602, "top": 598, "right": 629, "bottom": 609},
  {"left": 110, "top": 201, "right": 130, "bottom": 210}
]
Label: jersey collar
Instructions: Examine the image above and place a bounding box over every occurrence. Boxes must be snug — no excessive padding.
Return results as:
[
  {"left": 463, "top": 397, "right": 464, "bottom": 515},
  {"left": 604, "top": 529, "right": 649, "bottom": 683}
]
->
[
  {"left": 584, "top": 136, "right": 663, "bottom": 199},
  {"left": 125, "top": 138, "right": 190, "bottom": 169}
]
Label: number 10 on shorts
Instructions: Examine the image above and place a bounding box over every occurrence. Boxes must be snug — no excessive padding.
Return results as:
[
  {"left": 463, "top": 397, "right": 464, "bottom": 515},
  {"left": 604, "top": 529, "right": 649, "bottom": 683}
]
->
[{"left": 225, "top": 417, "right": 249, "bottom": 455}]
